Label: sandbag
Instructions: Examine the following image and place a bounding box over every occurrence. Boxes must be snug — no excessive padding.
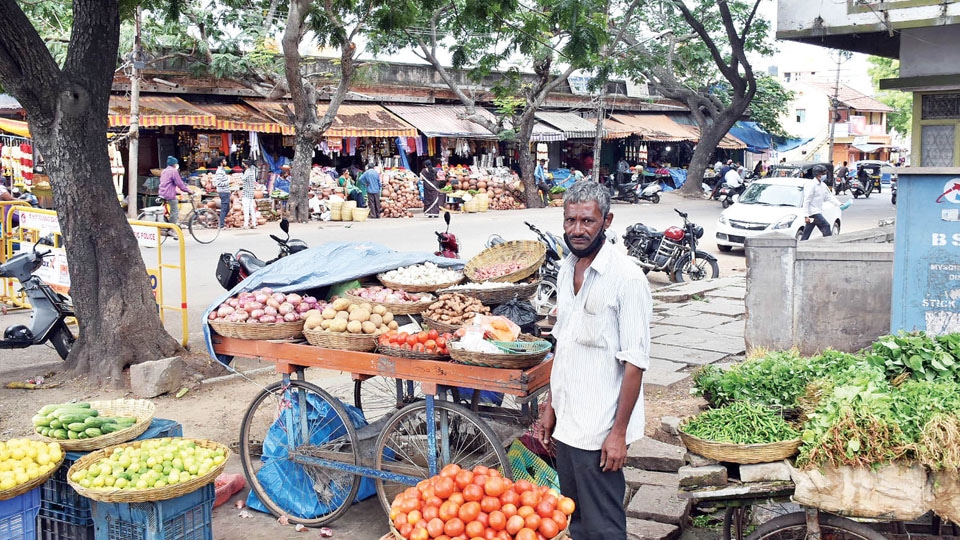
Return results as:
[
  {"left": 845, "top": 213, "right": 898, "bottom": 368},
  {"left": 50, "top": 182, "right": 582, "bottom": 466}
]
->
[{"left": 790, "top": 462, "right": 929, "bottom": 520}]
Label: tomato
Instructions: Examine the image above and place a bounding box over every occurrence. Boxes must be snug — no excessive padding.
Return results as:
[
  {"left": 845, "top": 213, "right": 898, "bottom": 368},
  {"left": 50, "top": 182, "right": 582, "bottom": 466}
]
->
[
  {"left": 517, "top": 505, "right": 535, "bottom": 518},
  {"left": 488, "top": 510, "right": 506, "bottom": 531},
  {"left": 426, "top": 517, "right": 445, "bottom": 538},
  {"left": 425, "top": 339, "right": 437, "bottom": 350},
  {"left": 484, "top": 477, "right": 506, "bottom": 498},
  {"left": 557, "top": 497, "right": 576, "bottom": 516},
  {"left": 473, "top": 474, "right": 488, "bottom": 488},
  {"left": 423, "top": 505, "right": 439, "bottom": 521},
  {"left": 515, "top": 527, "right": 538, "bottom": 540},
  {"left": 473, "top": 465, "right": 490, "bottom": 476},
  {"left": 524, "top": 513, "right": 541, "bottom": 531},
  {"left": 437, "top": 337, "right": 448, "bottom": 348},
  {"left": 536, "top": 500, "right": 555, "bottom": 518},
  {"left": 406, "top": 334, "right": 419, "bottom": 347},
  {"left": 458, "top": 501, "right": 481, "bottom": 522},
  {"left": 407, "top": 510, "right": 423, "bottom": 526},
  {"left": 397, "top": 332, "right": 409, "bottom": 343},
  {"left": 500, "top": 503, "right": 517, "bottom": 517},
  {"left": 462, "top": 483, "right": 484, "bottom": 502},
  {"left": 394, "top": 512, "right": 408, "bottom": 528},
  {"left": 439, "top": 501, "right": 460, "bottom": 521},
  {"left": 401, "top": 497, "right": 421, "bottom": 513},
  {"left": 551, "top": 510, "right": 568, "bottom": 531},
  {"left": 505, "top": 515, "right": 526, "bottom": 535},
  {"left": 443, "top": 517, "right": 465, "bottom": 537},
  {"left": 427, "top": 329, "right": 439, "bottom": 341},
  {"left": 487, "top": 469, "right": 501, "bottom": 479},
  {"left": 519, "top": 489, "right": 540, "bottom": 508},
  {"left": 476, "top": 512, "right": 489, "bottom": 527},
  {"left": 400, "top": 343, "right": 412, "bottom": 350},
  {"left": 414, "top": 343, "right": 426, "bottom": 352},
  {"left": 484, "top": 529, "right": 496, "bottom": 540},
  {"left": 434, "top": 476, "right": 455, "bottom": 499},
  {"left": 425, "top": 496, "right": 443, "bottom": 509},
  {"left": 417, "top": 331, "right": 429, "bottom": 343},
  {"left": 454, "top": 470, "right": 475, "bottom": 490},
  {"left": 538, "top": 517, "right": 560, "bottom": 539},
  {"left": 448, "top": 492, "right": 465, "bottom": 505},
  {"left": 513, "top": 480, "right": 533, "bottom": 494},
  {"left": 496, "top": 531, "right": 512, "bottom": 540},
  {"left": 405, "top": 487, "right": 423, "bottom": 500},
  {"left": 499, "top": 489, "right": 519, "bottom": 506},
  {"left": 441, "top": 463, "right": 461, "bottom": 478},
  {"left": 436, "top": 536, "right": 451, "bottom": 540},
  {"left": 465, "top": 520, "right": 485, "bottom": 538},
  {"left": 411, "top": 527, "right": 430, "bottom": 540},
  {"left": 480, "top": 496, "right": 500, "bottom": 513}
]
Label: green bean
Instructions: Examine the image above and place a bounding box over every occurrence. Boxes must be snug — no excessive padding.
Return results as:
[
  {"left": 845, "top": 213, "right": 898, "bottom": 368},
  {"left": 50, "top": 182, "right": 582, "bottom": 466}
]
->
[{"left": 682, "top": 401, "right": 798, "bottom": 444}]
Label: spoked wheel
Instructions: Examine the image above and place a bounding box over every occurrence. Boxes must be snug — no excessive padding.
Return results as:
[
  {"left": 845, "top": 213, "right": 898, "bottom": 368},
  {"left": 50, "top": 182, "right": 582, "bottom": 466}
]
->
[
  {"left": 239, "top": 379, "right": 361, "bottom": 526},
  {"left": 745, "top": 512, "right": 885, "bottom": 540},
  {"left": 673, "top": 251, "right": 720, "bottom": 282},
  {"left": 373, "top": 400, "right": 511, "bottom": 514},
  {"left": 47, "top": 321, "right": 76, "bottom": 360},
  {"left": 188, "top": 209, "right": 221, "bottom": 244},
  {"left": 352, "top": 377, "right": 421, "bottom": 424},
  {"left": 533, "top": 278, "right": 558, "bottom": 315}
]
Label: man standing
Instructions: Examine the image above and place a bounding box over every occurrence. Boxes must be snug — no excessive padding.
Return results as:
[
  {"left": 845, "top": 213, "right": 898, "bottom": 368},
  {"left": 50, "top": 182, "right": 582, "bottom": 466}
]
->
[
  {"left": 158, "top": 156, "right": 189, "bottom": 231},
  {"left": 835, "top": 161, "right": 849, "bottom": 194},
  {"left": 241, "top": 159, "right": 258, "bottom": 229},
  {"left": 800, "top": 165, "right": 842, "bottom": 241},
  {"left": 359, "top": 164, "right": 382, "bottom": 218},
  {"left": 539, "top": 181, "right": 652, "bottom": 540},
  {"left": 535, "top": 158, "right": 551, "bottom": 206}
]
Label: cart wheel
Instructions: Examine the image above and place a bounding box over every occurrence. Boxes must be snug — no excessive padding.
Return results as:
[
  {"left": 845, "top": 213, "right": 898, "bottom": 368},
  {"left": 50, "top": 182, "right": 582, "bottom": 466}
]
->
[
  {"left": 373, "top": 400, "right": 511, "bottom": 514},
  {"left": 239, "top": 379, "right": 361, "bottom": 526},
  {"left": 353, "top": 377, "right": 421, "bottom": 423},
  {"left": 745, "top": 512, "right": 885, "bottom": 540}
]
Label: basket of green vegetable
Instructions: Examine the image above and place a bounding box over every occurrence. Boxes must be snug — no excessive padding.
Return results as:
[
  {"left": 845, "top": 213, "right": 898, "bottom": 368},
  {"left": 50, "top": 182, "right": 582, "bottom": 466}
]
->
[{"left": 679, "top": 401, "right": 801, "bottom": 464}]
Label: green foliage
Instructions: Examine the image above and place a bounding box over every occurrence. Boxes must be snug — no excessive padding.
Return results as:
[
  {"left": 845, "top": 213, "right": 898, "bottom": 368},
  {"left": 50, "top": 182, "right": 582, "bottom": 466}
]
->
[
  {"left": 549, "top": 186, "right": 566, "bottom": 194},
  {"left": 681, "top": 401, "right": 799, "bottom": 444},
  {"left": 866, "top": 331, "right": 960, "bottom": 383},
  {"left": 868, "top": 56, "right": 912, "bottom": 137}
]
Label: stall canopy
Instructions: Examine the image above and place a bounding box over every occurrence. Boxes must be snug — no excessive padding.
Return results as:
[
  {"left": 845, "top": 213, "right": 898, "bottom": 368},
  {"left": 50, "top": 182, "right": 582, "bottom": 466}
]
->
[
  {"left": 669, "top": 115, "right": 747, "bottom": 150},
  {"left": 384, "top": 105, "right": 498, "bottom": 140},
  {"left": 535, "top": 111, "right": 600, "bottom": 139},
  {"left": 604, "top": 114, "right": 699, "bottom": 142},
  {"left": 728, "top": 121, "right": 772, "bottom": 154},
  {"left": 108, "top": 95, "right": 215, "bottom": 128},
  {"left": 0, "top": 118, "right": 30, "bottom": 138},
  {"left": 184, "top": 101, "right": 283, "bottom": 133},
  {"left": 530, "top": 122, "right": 566, "bottom": 142},
  {"left": 243, "top": 100, "right": 418, "bottom": 138}
]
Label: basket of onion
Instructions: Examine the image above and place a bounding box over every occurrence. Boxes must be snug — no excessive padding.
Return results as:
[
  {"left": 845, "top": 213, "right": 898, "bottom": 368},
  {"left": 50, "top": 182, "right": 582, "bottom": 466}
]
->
[{"left": 207, "top": 287, "right": 324, "bottom": 340}]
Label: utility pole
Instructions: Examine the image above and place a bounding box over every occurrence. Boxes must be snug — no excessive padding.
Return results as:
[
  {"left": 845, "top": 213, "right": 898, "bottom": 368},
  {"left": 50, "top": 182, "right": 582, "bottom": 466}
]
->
[
  {"left": 592, "top": 93, "right": 605, "bottom": 182},
  {"left": 826, "top": 51, "right": 851, "bottom": 166},
  {"left": 126, "top": 7, "right": 143, "bottom": 219}
]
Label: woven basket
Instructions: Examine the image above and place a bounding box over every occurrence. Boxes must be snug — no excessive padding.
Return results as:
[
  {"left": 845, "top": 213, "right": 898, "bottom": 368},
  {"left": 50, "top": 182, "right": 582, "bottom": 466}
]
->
[
  {"left": 421, "top": 316, "right": 462, "bottom": 336},
  {"left": 378, "top": 273, "right": 464, "bottom": 294},
  {"left": 149, "top": 168, "right": 163, "bottom": 177},
  {"left": 388, "top": 523, "right": 568, "bottom": 539},
  {"left": 39, "top": 399, "right": 156, "bottom": 452},
  {"left": 330, "top": 201, "right": 343, "bottom": 221},
  {"left": 464, "top": 241, "right": 546, "bottom": 283},
  {"left": 0, "top": 450, "right": 64, "bottom": 501},
  {"left": 377, "top": 343, "right": 450, "bottom": 361},
  {"left": 438, "top": 279, "right": 538, "bottom": 306},
  {"left": 352, "top": 207, "right": 370, "bottom": 222},
  {"left": 208, "top": 319, "right": 304, "bottom": 340},
  {"left": 342, "top": 200, "right": 357, "bottom": 221},
  {"left": 463, "top": 198, "right": 480, "bottom": 213},
  {"left": 344, "top": 290, "right": 433, "bottom": 315},
  {"left": 678, "top": 430, "right": 801, "bottom": 464},
  {"left": 449, "top": 334, "right": 550, "bottom": 369},
  {"left": 303, "top": 328, "right": 377, "bottom": 352},
  {"left": 67, "top": 438, "right": 230, "bottom": 503}
]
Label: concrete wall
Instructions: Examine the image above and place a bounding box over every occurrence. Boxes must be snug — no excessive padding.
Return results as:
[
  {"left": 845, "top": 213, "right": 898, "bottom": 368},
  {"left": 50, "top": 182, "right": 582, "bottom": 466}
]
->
[{"left": 744, "top": 227, "right": 895, "bottom": 356}]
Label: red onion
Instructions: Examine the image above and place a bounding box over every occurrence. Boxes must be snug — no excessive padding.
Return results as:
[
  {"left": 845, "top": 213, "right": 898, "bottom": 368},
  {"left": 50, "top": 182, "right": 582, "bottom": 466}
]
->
[
  {"left": 207, "top": 312, "right": 218, "bottom": 321},
  {"left": 254, "top": 292, "right": 269, "bottom": 303},
  {"left": 285, "top": 293, "right": 302, "bottom": 305},
  {"left": 266, "top": 298, "right": 281, "bottom": 310},
  {"left": 296, "top": 303, "right": 312, "bottom": 313},
  {"left": 272, "top": 292, "right": 286, "bottom": 303},
  {"left": 235, "top": 310, "right": 250, "bottom": 321},
  {"left": 259, "top": 314, "right": 277, "bottom": 323},
  {"left": 217, "top": 305, "right": 235, "bottom": 317},
  {"left": 260, "top": 287, "right": 273, "bottom": 295},
  {"left": 278, "top": 302, "right": 295, "bottom": 315},
  {"left": 227, "top": 298, "right": 240, "bottom": 308},
  {"left": 283, "top": 312, "right": 299, "bottom": 322},
  {"left": 249, "top": 309, "right": 265, "bottom": 319},
  {"left": 303, "top": 296, "right": 317, "bottom": 305},
  {"left": 244, "top": 301, "right": 263, "bottom": 311},
  {"left": 263, "top": 305, "right": 278, "bottom": 316}
]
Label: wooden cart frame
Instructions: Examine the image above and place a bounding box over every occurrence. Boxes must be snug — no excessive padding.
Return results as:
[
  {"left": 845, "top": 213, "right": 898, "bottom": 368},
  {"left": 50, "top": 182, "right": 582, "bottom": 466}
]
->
[{"left": 214, "top": 335, "right": 552, "bottom": 527}]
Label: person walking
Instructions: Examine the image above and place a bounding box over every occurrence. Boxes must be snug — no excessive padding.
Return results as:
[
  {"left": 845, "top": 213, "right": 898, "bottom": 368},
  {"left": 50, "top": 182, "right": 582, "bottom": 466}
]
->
[
  {"left": 835, "top": 161, "right": 849, "bottom": 194},
  {"left": 358, "top": 164, "right": 382, "bottom": 218},
  {"left": 535, "top": 158, "right": 551, "bottom": 206},
  {"left": 213, "top": 158, "right": 231, "bottom": 229},
  {"left": 800, "top": 165, "right": 842, "bottom": 241},
  {"left": 538, "top": 181, "right": 652, "bottom": 540},
  {"left": 241, "top": 159, "right": 258, "bottom": 229},
  {"left": 158, "top": 156, "right": 189, "bottom": 232},
  {"left": 420, "top": 160, "right": 441, "bottom": 218}
]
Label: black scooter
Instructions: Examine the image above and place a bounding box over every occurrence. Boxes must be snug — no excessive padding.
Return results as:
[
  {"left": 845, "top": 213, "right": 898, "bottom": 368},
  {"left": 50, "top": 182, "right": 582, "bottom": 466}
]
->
[
  {"left": 216, "top": 218, "right": 309, "bottom": 290},
  {"left": 0, "top": 242, "right": 76, "bottom": 359}
]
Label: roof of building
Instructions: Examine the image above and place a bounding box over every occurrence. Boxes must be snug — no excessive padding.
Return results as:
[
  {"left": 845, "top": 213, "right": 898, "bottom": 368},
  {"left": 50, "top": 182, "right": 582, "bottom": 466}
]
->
[{"left": 803, "top": 81, "right": 895, "bottom": 113}]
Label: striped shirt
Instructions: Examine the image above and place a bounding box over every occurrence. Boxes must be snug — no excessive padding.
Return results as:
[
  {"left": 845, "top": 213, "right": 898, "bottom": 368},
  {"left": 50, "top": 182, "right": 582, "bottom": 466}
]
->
[{"left": 550, "top": 241, "right": 652, "bottom": 450}]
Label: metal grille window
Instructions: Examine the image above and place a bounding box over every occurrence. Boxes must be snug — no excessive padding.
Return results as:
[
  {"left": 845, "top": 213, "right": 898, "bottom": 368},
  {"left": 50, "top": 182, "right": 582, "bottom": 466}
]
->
[
  {"left": 921, "top": 93, "right": 960, "bottom": 120},
  {"left": 921, "top": 125, "right": 955, "bottom": 167}
]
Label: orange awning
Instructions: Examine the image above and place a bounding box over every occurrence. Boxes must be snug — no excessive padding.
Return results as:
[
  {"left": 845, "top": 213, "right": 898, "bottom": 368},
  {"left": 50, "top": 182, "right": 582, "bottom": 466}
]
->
[
  {"left": 244, "top": 100, "right": 418, "bottom": 137},
  {"left": 183, "top": 101, "right": 283, "bottom": 133},
  {"left": 0, "top": 117, "right": 30, "bottom": 137},
  {"left": 108, "top": 95, "right": 215, "bottom": 128},
  {"left": 604, "top": 114, "right": 746, "bottom": 149}
]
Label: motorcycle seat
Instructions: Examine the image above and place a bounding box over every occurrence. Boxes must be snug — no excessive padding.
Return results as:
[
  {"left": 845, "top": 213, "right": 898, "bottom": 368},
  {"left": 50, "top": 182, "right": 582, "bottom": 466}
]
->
[{"left": 237, "top": 252, "right": 266, "bottom": 274}]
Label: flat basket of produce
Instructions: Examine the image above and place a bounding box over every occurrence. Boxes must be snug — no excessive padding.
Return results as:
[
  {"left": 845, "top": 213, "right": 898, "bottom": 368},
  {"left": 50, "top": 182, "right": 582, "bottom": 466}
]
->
[
  {"left": 464, "top": 240, "right": 546, "bottom": 283},
  {"left": 303, "top": 328, "right": 378, "bottom": 352},
  {"left": 678, "top": 401, "right": 801, "bottom": 464},
  {"left": 208, "top": 319, "right": 305, "bottom": 340},
  {"left": 36, "top": 399, "right": 156, "bottom": 452},
  {"left": 421, "top": 292, "right": 490, "bottom": 335},
  {"left": 376, "top": 329, "right": 455, "bottom": 360},
  {"left": 449, "top": 334, "right": 551, "bottom": 370},
  {"left": 207, "top": 287, "right": 322, "bottom": 340},
  {"left": 67, "top": 438, "right": 229, "bottom": 503},
  {"left": 378, "top": 262, "right": 464, "bottom": 293},
  {"left": 0, "top": 439, "right": 64, "bottom": 500},
  {"left": 438, "top": 279, "right": 539, "bottom": 306},
  {"left": 345, "top": 286, "right": 435, "bottom": 315}
]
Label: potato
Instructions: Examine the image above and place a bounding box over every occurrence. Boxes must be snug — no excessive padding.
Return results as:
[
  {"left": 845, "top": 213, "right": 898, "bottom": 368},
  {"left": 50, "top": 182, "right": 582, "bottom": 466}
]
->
[
  {"left": 356, "top": 309, "right": 371, "bottom": 323},
  {"left": 304, "top": 309, "right": 323, "bottom": 320},
  {"left": 361, "top": 321, "right": 377, "bottom": 334},
  {"left": 322, "top": 308, "right": 337, "bottom": 320},
  {"left": 373, "top": 305, "right": 387, "bottom": 315},
  {"left": 335, "top": 311, "right": 350, "bottom": 321},
  {"left": 388, "top": 320, "right": 399, "bottom": 330},
  {"left": 347, "top": 303, "right": 358, "bottom": 313},
  {"left": 379, "top": 324, "right": 389, "bottom": 333},
  {"left": 347, "top": 320, "right": 363, "bottom": 334},
  {"left": 369, "top": 313, "right": 383, "bottom": 327},
  {"left": 360, "top": 303, "right": 372, "bottom": 313},
  {"left": 304, "top": 314, "right": 324, "bottom": 331},
  {"left": 320, "top": 319, "right": 332, "bottom": 330},
  {"left": 382, "top": 312, "right": 394, "bottom": 324},
  {"left": 330, "top": 318, "right": 348, "bottom": 332},
  {"left": 331, "top": 298, "right": 351, "bottom": 311}
]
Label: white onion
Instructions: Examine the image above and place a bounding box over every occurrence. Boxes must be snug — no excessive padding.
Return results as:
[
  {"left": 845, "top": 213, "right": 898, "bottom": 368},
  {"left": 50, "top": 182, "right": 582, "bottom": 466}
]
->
[
  {"left": 259, "top": 314, "right": 277, "bottom": 323},
  {"left": 283, "top": 312, "right": 299, "bottom": 322},
  {"left": 249, "top": 309, "right": 265, "bottom": 319}
]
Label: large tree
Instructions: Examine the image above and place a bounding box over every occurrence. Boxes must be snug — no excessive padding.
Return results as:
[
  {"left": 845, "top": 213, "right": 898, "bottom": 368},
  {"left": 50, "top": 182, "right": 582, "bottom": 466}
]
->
[
  {"left": 868, "top": 56, "right": 912, "bottom": 138},
  {"left": 619, "top": 0, "right": 771, "bottom": 197},
  {"left": 0, "top": 0, "right": 183, "bottom": 384}
]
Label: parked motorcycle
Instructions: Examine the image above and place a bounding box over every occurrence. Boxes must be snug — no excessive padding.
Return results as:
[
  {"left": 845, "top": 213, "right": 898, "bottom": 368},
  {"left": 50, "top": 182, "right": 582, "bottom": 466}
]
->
[
  {"left": 435, "top": 212, "right": 459, "bottom": 258},
  {"left": 0, "top": 242, "right": 76, "bottom": 359},
  {"left": 605, "top": 173, "right": 643, "bottom": 204},
  {"left": 623, "top": 209, "right": 720, "bottom": 282},
  {"left": 637, "top": 179, "right": 662, "bottom": 204},
  {"left": 216, "top": 218, "right": 308, "bottom": 290}
]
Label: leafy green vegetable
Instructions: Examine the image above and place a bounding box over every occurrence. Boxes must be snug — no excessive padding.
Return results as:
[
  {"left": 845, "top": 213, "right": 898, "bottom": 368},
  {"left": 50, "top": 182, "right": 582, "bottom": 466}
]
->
[
  {"left": 866, "top": 331, "right": 960, "bottom": 383},
  {"left": 549, "top": 185, "right": 566, "bottom": 194},
  {"left": 681, "top": 401, "right": 798, "bottom": 445}
]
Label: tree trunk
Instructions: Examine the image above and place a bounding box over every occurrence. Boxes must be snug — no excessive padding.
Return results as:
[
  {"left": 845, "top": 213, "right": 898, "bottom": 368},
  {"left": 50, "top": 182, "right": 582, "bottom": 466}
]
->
[
  {"left": 516, "top": 108, "right": 541, "bottom": 208},
  {"left": 0, "top": 0, "right": 182, "bottom": 385},
  {"left": 288, "top": 135, "right": 314, "bottom": 219},
  {"left": 679, "top": 106, "right": 744, "bottom": 198}
]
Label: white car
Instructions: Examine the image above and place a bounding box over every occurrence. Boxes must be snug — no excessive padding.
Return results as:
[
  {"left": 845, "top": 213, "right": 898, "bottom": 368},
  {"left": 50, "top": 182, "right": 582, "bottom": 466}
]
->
[{"left": 715, "top": 178, "right": 842, "bottom": 252}]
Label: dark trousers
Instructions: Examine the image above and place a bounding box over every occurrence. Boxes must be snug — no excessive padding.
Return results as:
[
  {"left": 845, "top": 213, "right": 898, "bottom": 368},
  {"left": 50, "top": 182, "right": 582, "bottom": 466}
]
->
[
  {"left": 800, "top": 213, "right": 833, "bottom": 241},
  {"left": 367, "top": 192, "right": 381, "bottom": 218},
  {"left": 555, "top": 440, "right": 627, "bottom": 540},
  {"left": 218, "top": 192, "right": 231, "bottom": 228},
  {"left": 537, "top": 182, "right": 551, "bottom": 205}
]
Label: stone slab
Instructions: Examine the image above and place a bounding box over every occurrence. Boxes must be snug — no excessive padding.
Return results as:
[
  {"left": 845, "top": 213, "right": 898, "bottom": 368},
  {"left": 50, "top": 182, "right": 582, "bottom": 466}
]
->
[
  {"left": 660, "top": 416, "right": 681, "bottom": 436},
  {"left": 649, "top": 342, "right": 729, "bottom": 366},
  {"left": 740, "top": 461, "right": 792, "bottom": 483},
  {"left": 649, "top": 324, "right": 686, "bottom": 339},
  {"left": 130, "top": 356, "right": 184, "bottom": 398},
  {"left": 660, "top": 305, "right": 711, "bottom": 318},
  {"left": 627, "top": 484, "right": 690, "bottom": 525},
  {"left": 654, "top": 330, "right": 745, "bottom": 356},
  {"left": 692, "top": 299, "right": 746, "bottom": 317},
  {"left": 708, "top": 321, "right": 746, "bottom": 339},
  {"left": 626, "top": 518, "right": 681, "bottom": 540},
  {"left": 643, "top": 370, "right": 689, "bottom": 388},
  {"left": 657, "top": 313, "right": 733, "bottom": 329},
  {"left": 626, "top": 437, "right": 685, "bottom": 472},
  {"left": 678, "top": 465, "right": 728, "bottom": 488},
  {"left": 705, "top": 286, "right": 746, "bottom": 300},
  {"left": 684, "top": 452, "right": 719, "bottom": 467},
  {"left": 649, "top": 358, "right": 685, "bottom": 373},
  {"left": 623, "top": 468, "right": 680, "bottom": 489}
]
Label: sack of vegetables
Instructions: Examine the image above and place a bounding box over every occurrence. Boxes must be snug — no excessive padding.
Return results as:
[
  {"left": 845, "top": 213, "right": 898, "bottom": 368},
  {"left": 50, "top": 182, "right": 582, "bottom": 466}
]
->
[{"left": 679, "top": 401, "right": 801, "bottom": 464}]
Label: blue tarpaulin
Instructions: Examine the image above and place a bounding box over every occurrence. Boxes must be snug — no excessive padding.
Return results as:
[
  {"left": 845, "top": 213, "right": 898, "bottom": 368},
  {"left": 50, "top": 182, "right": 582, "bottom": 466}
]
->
[
  {"left": 772, "top": 136, "right": 814, "bottom": 153},
  {"left": 203, "top": 242, "right": 464, "bottom": 362},
  {"left": 729, "top": 122, "right": 772, "bottom": 154}
]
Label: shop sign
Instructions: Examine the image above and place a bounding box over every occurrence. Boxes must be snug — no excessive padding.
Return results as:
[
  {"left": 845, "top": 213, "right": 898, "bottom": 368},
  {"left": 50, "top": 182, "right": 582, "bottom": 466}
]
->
[{"left": 16, "top": 244, "right": 69, "bottom": 295}]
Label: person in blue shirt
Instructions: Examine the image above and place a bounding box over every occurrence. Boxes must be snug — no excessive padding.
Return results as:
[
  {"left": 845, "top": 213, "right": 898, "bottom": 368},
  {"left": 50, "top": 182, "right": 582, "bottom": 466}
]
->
[
  {"left": 535, "top": 158, "right": 551, "bottom": 206},
  {"left": 358, "top": 164, "right": 382, "bottom": 219}
]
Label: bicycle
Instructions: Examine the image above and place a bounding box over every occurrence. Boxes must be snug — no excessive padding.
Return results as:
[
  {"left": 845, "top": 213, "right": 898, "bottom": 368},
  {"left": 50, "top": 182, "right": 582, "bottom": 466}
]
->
[{"left": 137, "top": 193, "right": 221, "bottom": 244}]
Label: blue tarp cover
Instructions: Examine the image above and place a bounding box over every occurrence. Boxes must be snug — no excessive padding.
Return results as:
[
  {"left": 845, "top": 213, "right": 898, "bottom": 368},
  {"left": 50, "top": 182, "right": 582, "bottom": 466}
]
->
[
  {"left": 772, "top": 136, "right": 815, "bottom": 153},
  {"left": 729, "top": 122, "right": 772, "bottom": 154},
  {"left": 203, "top": 242, "right": 464, "bottom": 361}
]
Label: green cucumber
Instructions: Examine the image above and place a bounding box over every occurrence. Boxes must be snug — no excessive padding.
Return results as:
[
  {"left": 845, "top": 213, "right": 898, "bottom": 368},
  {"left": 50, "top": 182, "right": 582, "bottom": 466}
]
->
[
  {"left": 83, "top": 416, "right": 103, "bottom": 428},
  {"left": 67, "top": 422, "right": 88, "bottom": 432},
  {"left": 113, "top": 417, "right": 138, "bottom": 425},
  {"left": 35, "top": 425, "right": 44, "bottom": 434},
  {"left": 77, "top": 432, "right": 88, "bottom": 439},
  {"left": 58, "top": 414, "right": 92, "bottom": 425},
  {"left": 49, "top": 419, "right": 62, "bottom": 430},
  {"left": 38, "top": 404, "right": 61, "bottom": 415},
  {"left": 84, "top": 427, "right": 103, "bottom": 438},
  {"left": 52, "top": 429, "right": 68, "bottom": 439},
  {"left": 66, "top": 430, "right": 79, "bottom": 439},
  {"left": 32, "top": 414, "right": 52, "bottom": 427}
]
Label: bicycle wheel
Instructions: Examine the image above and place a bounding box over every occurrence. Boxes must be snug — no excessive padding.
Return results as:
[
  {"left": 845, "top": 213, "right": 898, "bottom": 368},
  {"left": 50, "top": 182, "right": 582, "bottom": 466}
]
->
[
  {"left": 239, "top": 379, "right": 362, "bottom": 526},
  {"left": 188, "top": 208, "right": 221, "bottom": 244},
  {"left": 136, "top": 213, "right": 166, "bottom": 246},
  {"left": 373, "top": 400, "right": 511, "bottom": 514},
  {"left": 746, "top": 512, "right": 886, "bottom": 540}
]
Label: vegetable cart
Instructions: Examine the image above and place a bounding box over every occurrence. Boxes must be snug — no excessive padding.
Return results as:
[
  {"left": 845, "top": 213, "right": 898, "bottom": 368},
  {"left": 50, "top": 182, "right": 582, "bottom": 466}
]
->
[{"left": 212, "top": 335, "right": 551, "bottom": 527}]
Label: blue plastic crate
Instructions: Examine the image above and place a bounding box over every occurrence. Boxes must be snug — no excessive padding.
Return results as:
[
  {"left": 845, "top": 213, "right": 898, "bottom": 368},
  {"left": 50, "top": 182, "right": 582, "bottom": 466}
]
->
[
  {"left": 0, "top": 486, "right": 41, "bottom": 540},
  {"left": 38, "top": 506, "right": 94, "bottom": 540},
  {"left": 90, "top": 483, "right": 214, "bottom": 540},
  {"left": 41, "top": 419, "right": 184, "bottom": 530}
]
